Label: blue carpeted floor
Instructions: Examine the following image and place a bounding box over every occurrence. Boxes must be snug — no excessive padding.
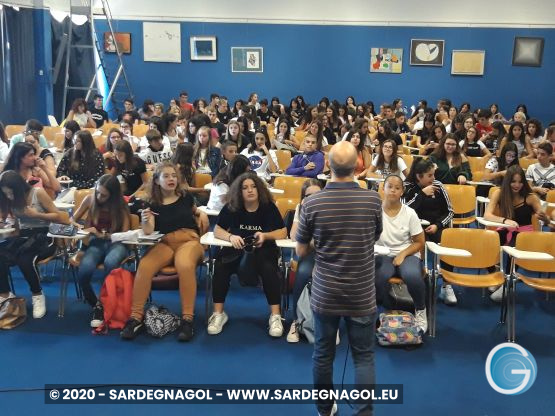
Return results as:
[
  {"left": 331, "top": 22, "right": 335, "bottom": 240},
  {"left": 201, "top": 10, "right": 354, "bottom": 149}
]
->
[{"left": 1, "top": 265, "right": 554, "bottom": 416}]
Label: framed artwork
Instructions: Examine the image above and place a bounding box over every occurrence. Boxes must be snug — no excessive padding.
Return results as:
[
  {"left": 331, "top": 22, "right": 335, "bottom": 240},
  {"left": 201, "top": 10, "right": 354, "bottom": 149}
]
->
[
  {"left": 143, "top": 22, "right": 181, "bottom": 63},
  {"left": 451, "top": 50, "right": 485, "bottom": 76},
  {"left": 190, "top": 36, "right": 217, "bottom": 61},
  {"left": 103, "top": 32, "right": 131, "bottom": 54},
  {"left": 370, "top": 48, "right": 403, "bottom": 73},
  {"left": 231, "top": 47, "right": 263, "bottom": 73},
  {"left": 512, "top": 37, "right": 544, "bottom": 67},
  {"left": 410, "top": 39, "right": 444, "bottom": 66}
]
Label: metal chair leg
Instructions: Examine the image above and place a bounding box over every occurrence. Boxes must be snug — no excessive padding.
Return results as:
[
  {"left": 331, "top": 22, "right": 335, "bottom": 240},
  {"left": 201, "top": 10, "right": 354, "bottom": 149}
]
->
[{"left": 8, "top": 269, "right": 15, "bottom": 294}]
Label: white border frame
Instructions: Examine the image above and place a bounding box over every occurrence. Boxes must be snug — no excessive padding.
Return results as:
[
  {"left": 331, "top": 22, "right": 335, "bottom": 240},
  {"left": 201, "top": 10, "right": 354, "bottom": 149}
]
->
[
  {"left": 451, "top": 50, "right": 486, "bottom": 75},
  {"left": 231, "top": 47, "right": 264, "bottom": 73},
  {"left": 190, "top": 36, "right": 217, "bottom": 61},
  {"left": 409, "top": 39, "right": 444, "bottom": 66}
]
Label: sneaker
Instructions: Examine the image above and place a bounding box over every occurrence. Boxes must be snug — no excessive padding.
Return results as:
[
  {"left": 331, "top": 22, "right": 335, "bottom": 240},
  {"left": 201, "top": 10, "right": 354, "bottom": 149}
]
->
[
  {"left": 318, "top": 401, "right": 338, "bottom": 416},
  {"left": 490, "top": 285, "right": 505, "bottom": 303},
  {"left": 269, "top": 314, "right": 284, "bottom": 337},
  {"left": 120, "top": 318, "right": 144, "bottom": 340},
  {"left": 207, "top": 311, "right": 228, "bottom": 335},
  {"left": 439, "top": 285, "right": 457, "bottom": 305},
  {"left": 90, "top": 303, "right": 104, "bottom": 328},
  {"left": 177, "top": 319, "right": 194, "bottom": 342},
  {"left": 31, "top": 293, "right": 46, "bottom": 319},
  {"left": 287, "top": 321, "right": 299, "bottom": 343},
  {"left": 415, "top": 308, "right": 428, "bottom": 334}
]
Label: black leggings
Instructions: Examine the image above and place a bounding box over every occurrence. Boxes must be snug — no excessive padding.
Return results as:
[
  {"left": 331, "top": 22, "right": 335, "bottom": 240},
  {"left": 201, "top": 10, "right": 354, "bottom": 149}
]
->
[{"left": 212, "top": 245, "right": 282, "bottom": 305}]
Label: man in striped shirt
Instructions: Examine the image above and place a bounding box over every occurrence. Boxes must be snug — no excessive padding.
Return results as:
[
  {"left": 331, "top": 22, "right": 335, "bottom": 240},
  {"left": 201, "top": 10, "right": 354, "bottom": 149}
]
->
[{"left": 296, "top": 141, "right": 382, "bottom": 416}]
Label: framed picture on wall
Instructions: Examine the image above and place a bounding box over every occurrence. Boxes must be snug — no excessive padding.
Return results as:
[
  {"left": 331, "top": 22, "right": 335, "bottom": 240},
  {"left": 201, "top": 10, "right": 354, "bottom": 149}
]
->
[
  {"left": 410, "top": 39, "right": 444, "bottom": 66},
  {"left": 104, "top": 32, "right": 131, "bottom": 54},
  {"left": 231, "top": 47, "right": 263, "bottom": 73},
  {"left": 451, "top": 50, "right": 485, "bottom": 76},
  {"left": 370, "top": 48, "right": 403, "bottom": 73},
  {"left": 512, "top": 37, "right": 544, "bottom": 67},
  {"left": 190, "top": 36, "right": 217, "bottom": 61}
]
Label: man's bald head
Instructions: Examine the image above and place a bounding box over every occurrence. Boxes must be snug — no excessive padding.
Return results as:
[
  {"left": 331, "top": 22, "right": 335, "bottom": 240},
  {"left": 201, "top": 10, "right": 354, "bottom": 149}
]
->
[{"left": 329, "top": 141, "right": 357, "bottom": 178}]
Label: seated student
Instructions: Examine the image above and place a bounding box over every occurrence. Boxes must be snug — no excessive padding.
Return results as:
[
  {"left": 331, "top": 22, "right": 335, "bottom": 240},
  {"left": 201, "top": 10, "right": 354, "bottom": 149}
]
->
[
  {"left": 121, "top": 162, "right": 207, "bottom": 342},
  {"left": 375, "top": 175, "right": 427, "bottom": 333},
  {"left": 217, "top": 100, "right": 233, "bottom": 126},
  {"left": 207, "top": 155, "right": 251, "bottom": 212},
  {"left": 459, "top": 126, "right": 491, "bottom": 157},
  {"left": 161, "top": 113, "right": 182, "bottom": 150},
  {"left": 111, "top": 140, "right": 148, "bottom": 197},
  {"left": 525, "top": 142, "right": 555, "bottom": 198},
  {"left": 9, "top": 119, "right": 49, "bottom": 148},
  {"left": 372, "top": 119, "right": 403, "bottom": 150},
  {"left": 138, "top": 117, "right": 171, "bottom": 150},
  {"left": 415, "top": 114, "right": 436, "bottom": 147},
  {"left": 218, "top": 140, "right": 238, "bottom": 171},
  {"left": 208, "top": 172, "right": 287, "bottom": 337},
  {"left": 193, "top": 126, "right": 222, "bottom": 177},
  {"left": 322, "top": 114, "right": 337, "bottom": 146},
  {"left": 71, "top": 174, "right": 130, "bottom": 327},
  {"left": 418, "top": 123, "right": 444, "bottom": 156},
  {"left": 498, "top": 121, "right": 533, "bottom": 158},
  {"left": 56, "top": 130, "right": 105, "bottom": 189},
  {"left": 403, "top": 159, "right": 456, "bottom": 305},
  {"left": 24, "top": 131, "right": 56, "bottom": 177},
  {"left": 285, "top": 135, "right": 325, "bottom": 178},
  {"left": 118, "top": 98, "right": 141, "bottom": 123},
  {"left": 391, "top": 111, "right": 411, "bottom": 134},
  {"left": 118, "top": 120, "right": 140, "bottom": 151},
  {"left": 368, "top": 139, "right": 409, "bottom": 179},
  {"left": 240, "top": 128, "right": 278, "bottom": 181},
  {"left": 526, "top": 119, "right": 544, "bottom": 156},
  {"left": 173, "top": 143, "right": 209, "bottom": 206},
  {"left": 138, "top": 130, "right": 173, "bottom": 168},
  {"left": 429, "top": 134, "right": 472, "bottom": 185},
  {"left": 221, "top": 120, "right": 248, "bottom": 153},
  {"left": 272, "top": 119, "right": 298, "bottom": 152},
  {"left": 61, "top": 120, "right": 80, "bottom": 151},
  {"left": 206, "top": 106, "right": 226, "bottom": 138},
  {"left": 3, "top": 142, "right": 60, "bottom": 197},
  {"left": 0, "top": 171, "right": 65, "bottom": 318},
  {"left": 66, "top": 98, "right": 96, "bottom": 128},
  {"left": 484, "top": 165, "right": 548, "bottom": 301},
  {"left": 257, "top": 99, "right": 272, "bottom": 124},
  {"left": 475, "top": 109, "right": 493, "bottom": 138},
  {"left": 481, "top": 120, "right": 506, "bottom": 153},
  {"left": 344, "top": 129, "right": 371, "bottom": 178},
  {"left": 286, "top": 179, "right": 323, "bottom": 343},
  {"left": 100, "top": 128, "right": 124, "bottom": 170},
  {"left": 480, "top": 142, "right": 519, "bottom": 197},
  {"left": 89, "top": 94, "right": 110, "bottom": 128}
]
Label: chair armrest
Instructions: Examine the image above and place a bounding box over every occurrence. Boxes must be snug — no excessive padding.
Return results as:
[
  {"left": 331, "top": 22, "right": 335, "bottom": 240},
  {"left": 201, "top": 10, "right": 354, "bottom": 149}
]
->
[
  {"left": 425, "top": 242, "right": 471, "bottom": 257},
  {"left": 501, "top": 246, "right": 554, "bottom": 261},
  {"left": 476, "top": 196, "right": 490, "bottom": 204},
  {"left": 476, "top": 217, "right": 512, "bottom": 228},
  {"left": 276, "top": 239, "right": 296, "bottom": 249}
]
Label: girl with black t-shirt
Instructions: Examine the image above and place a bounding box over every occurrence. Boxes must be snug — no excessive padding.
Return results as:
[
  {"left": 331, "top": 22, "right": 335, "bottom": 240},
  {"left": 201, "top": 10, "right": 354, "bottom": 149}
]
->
[
  {"left": 112, "top": 140, "right": 148, "bottom": 196},
  {"left": 121, "top": 162, "right": 207, "bottom": 342},
  {"left": 459, "top": 126, "right": 491, "bottom": 157},
  {"left": 208, "top": 172, "right": 287, "bottom": 337}
]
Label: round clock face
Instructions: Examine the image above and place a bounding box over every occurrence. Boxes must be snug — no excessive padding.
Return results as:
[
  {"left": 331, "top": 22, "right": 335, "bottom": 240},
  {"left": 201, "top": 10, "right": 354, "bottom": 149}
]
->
[{"left": 415, "top": 43, "right": 440, "bottom": 62}]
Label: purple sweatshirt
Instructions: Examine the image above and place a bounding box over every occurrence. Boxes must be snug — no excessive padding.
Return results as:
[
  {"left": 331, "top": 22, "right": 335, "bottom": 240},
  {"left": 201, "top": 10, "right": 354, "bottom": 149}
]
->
[{"left": 285, "top": 151, "right": 325, "bottom": 178}]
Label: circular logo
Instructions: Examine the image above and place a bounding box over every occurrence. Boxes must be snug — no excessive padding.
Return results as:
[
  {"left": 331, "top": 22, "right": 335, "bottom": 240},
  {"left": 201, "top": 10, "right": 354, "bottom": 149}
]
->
[
  {"left": 50, "top": 389, "right": 60, "bottom": 400},
  {"left": 248, "top": 155, "right": 263, "bottom": 170},
  {"left": 485, "top": 343, "right": 537, "bottom": 395}
]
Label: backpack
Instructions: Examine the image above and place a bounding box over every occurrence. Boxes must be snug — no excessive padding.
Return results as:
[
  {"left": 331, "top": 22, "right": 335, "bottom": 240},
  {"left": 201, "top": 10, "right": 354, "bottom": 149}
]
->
[
  {"left": 143, "top": 304, "right": 181, "bottom": 338},
  {"left": 296, "top": 282, "right": 315, "bottom": 343},
  {"left": 99, "top": 268, "right": 134, "bottom": 330},
  {"left": 0, "top": 297, "right": 27, "bottom": 329},
  {"left": 376, "top": 310, "right": 423, "bottom": 347}
]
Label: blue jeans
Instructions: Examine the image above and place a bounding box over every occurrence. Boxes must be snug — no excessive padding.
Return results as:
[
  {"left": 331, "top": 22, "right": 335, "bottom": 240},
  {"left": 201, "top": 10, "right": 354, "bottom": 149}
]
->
[
  {"left": 375, "top": 255, "right": 426, "bottom": 310},
  {"left": 77, "top": 237, "right": 128, "bottom": 306},
  {"left": 313, "top": 312, "right": 376, "bottom": 416},
  {"left": 291, "top": 252, "right": 315, "bottom": 320}
]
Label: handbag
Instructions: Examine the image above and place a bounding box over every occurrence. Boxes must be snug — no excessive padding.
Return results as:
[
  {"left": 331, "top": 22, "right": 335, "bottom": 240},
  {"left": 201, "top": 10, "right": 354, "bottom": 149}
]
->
[
  {"left": 0, "top": 297, "right": 27, "bottom": 329},
  {"left": 48, "top": 223, "right": 77, "bottom": 237},
  {"left": 143, "top": 304, "right": 181, "bottom": 338}
]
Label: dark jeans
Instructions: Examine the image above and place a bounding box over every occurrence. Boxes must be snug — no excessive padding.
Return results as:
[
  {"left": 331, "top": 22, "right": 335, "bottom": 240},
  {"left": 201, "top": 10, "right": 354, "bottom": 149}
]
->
[
  {"left": 77, "top": 237, "right": 128, "bottom": 306},
  {"left": 375, "top": 255, "right": 425, "bottom": 310},
  {"left": 313, "top": 312, "right": 376, "bottom": 416},
  {"left": 212, "top": 245, "right": 282, "bottom": 305},
  {"left": 291, "top": 252, "right": 315, "bottom": 320}
]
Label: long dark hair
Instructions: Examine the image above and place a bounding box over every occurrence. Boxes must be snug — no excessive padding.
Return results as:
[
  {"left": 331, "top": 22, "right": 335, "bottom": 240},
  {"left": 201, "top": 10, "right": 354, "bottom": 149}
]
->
[
  {"left": 3, "top": 142, "right": 35, "bottom": 172},
  {"left": 63, "top": 120, "right": 80, "bottom": 149},
  {"left": 300, "top": 178, "right": 322, "bottom": 202},
  {"left": 431, "top": 134, "right": 464, "bottom": 167},
  {"left": 277, "top": 119, "right": 292, "bottom": 142},
  {"left": 68, "top": 130, "right": 100, "bottom": 176},
  {"left": 0, "top": 121, "right": 7, "bottom": 144},
  {"left": 227, "top": 172, "right": 274, "bottom": 212},
  {"left": 172, "top": 143, "right": 195, "bottom": 187},
  {"left": 213, "top": 154, "right": 250, "bottom": 186},
  {"left": 105, "top": 128, "right": 123, "bottom": 152},
  {"left": 345, "top": 129, "right": 365, "bottom": 152},
  {"left": 0, "top": 170, "right": 32, "bottom": 219},
  {"left": 498, "top": 165, "right": 533, "bottom": 219},
  {"left": 113, "top": 140, "right": 137, "bottom": 173},
  {"left": 374, "top": 139, "right": 400, "bottom": 173},
  {"left": 89, "top": 174, "right": 129, "bottom": 233},
  {"left": 497, "top": 142, "right": 519, "bottom": 172},
  {"left": 507, "top": 121, "right": 526, "bottom": 146},
  {"left": 406, "top": 158, "right": 435, "bottom": 184},
  {"left": 249, "top": 128, "right": 271, "bottom": 154}
]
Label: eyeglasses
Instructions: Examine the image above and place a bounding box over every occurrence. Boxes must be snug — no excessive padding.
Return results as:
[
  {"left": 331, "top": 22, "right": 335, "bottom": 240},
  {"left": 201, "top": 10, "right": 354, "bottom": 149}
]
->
[
  {"left": 24, "top": 130, "right": 40, "bottom": 136},
  {"left": 382, "top": 145, "right": 394, "bottom": 150},
  {"left": 444, "top": 143, "right": 457, "bottom": 147}
]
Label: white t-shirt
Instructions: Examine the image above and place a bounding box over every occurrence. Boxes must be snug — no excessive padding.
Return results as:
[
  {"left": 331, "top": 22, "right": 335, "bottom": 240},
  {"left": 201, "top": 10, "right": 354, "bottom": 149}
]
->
[
  {"left": 371, "top": 155, "right": 408, "bottom": 179},
  {"left": 240, "top": 148, "right": 278, "bottom": 181},
  {"left": 525, "top": 163, "right": 555, "bottom": 187},
  {"left": 138, "top": 135, "right": 171, "bottom": 151},
  {"left": 138, "top": 146, "right": 173, "bottom": 166},
  {"left": 206, "top": 182, "right": 229, "bottom": 212},
  {"left": 377, "top": 204, "right": 423, "bottom": 258},
  {"left": 0, "top": 141, "right": 9, "bottom": 162}
]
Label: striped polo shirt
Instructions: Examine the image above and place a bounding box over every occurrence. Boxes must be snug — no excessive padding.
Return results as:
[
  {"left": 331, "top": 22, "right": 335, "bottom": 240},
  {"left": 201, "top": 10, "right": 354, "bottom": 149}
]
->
[{"left": 296, "top": 182, "right": 382, "bottom": 316}]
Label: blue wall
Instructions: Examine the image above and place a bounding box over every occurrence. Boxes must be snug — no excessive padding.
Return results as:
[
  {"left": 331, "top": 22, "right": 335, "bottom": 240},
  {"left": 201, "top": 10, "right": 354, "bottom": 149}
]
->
[{"left": 95, "top": 20, "right": 555, "bottom": 123}]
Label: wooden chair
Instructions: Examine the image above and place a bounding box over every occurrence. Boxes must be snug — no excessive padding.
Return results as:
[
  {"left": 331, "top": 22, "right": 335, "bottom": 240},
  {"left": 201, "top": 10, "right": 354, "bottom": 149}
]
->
[
  {"left": 194, "top": 172, "right": 212, "bottom": 188},
  {"left": 275, "top": 198, "right": 298, "bottom": 219},
  {"left": 546, "top": 190, "right": 555, "bottom": 218},
  {"left": 426, "top": 228, "right": 505, "bottom": 337},
  {"left": 42, "top": 126, "right": 62, "bottom": 143},
  {"left": 357, "top": 180, "right": 368, "bottom": 189},
  {"left": 401, "top": 154, "right": 414, "bottom": 169},
  {"left": 101, "top": 123, "right": 120, "bottom": 135},
  {"left": 467, "top": 156, "right": 488, "bottom": 176},
  {"left": 275, "top": 150, "right": 292, "bottom": 171},
  {"left": 519, "top": 158, "right": 537, "bottom": 171},
  {"left": 5, "top": 125, "right": 25, "bottom": 138},
  {"left": 273, "top": 176, "right": 309, "bottom": 199},
  {"left": 504, "top": 232, "right": 555, "bottom": 342},
  {"left": 444, "top": 184, "right": 476, "bottom": 226},
  {"left": 266, "top": 123, "right": 275, "bottom": 140},
  {"left": 93, "top": 135, "right": 106, "bottom": 149},
  {"left": 52, "top": 133, "right": 66, "bottom": 151},
  {"left": 133, "top": 124, "right": 149, "bottom": 138},
  {"left": 74, "top": 189, "right": 94, "bottom": 213}
]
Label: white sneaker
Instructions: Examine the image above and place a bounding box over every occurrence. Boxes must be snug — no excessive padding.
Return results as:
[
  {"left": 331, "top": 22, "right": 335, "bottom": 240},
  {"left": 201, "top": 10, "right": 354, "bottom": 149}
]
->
[
  {"left": 490, "top": 285, "right": 505, "bottom": 303},
  {"left": 287, "top": 321, "right": 299, "bottom": 343},
  {"left": 269, "top": 314, "right": 284, "bottom": 337},
  {"left": 439, "top": 285, "right": 457, "bottom": 305},
  {"left": 207, "top": 311, "right": 228, "bottom": 335},
  {"left": 31, "top": 293, "right": 46, "bottom": 319},
  {"left": 415, "top": 308, "right": 428, "bottom": 334},
  {"left": 318, "top": 401, "right": 338, "bottom": 416}
]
